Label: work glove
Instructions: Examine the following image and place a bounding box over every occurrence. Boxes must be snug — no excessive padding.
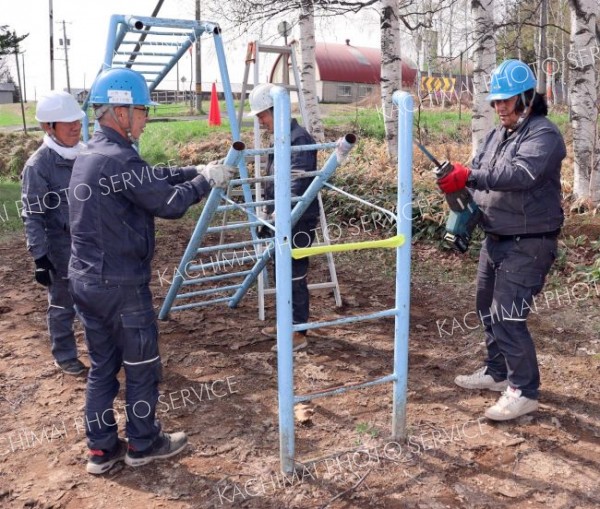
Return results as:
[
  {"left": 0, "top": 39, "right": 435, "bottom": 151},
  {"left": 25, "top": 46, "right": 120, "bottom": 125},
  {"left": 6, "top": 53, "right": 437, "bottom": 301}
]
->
[
  {"left": 257, "top": 207, "right": 274, "bottom": 239},
  {"left": 34, "top": 255, "right": 55, "bottom": 287},
  {"left": 196, "top": 162, "right": 237, "bottom": 189},
  {"left": 437, "top": 163, "right": 470, "bottom": 194}
]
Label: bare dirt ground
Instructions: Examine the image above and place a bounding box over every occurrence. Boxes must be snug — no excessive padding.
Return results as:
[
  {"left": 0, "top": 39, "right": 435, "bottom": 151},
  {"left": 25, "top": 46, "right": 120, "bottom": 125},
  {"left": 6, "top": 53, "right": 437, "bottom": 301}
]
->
[{"left": 0, "top": 212, "right": 599, "bottom": 509}]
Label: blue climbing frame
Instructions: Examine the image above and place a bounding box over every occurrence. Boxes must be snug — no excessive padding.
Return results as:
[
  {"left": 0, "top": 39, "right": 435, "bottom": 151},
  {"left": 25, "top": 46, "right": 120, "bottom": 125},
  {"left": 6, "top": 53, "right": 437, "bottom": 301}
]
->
[
  {"left": 81, "top": 14, "right": 244, "bottom": 148},
  {"left": 273, "top": 89, "right": 413, "bottom": 473}
]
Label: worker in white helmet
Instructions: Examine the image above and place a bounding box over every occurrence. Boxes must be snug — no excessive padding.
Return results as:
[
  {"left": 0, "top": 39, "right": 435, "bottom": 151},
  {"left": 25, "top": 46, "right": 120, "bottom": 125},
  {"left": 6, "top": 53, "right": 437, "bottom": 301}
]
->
[
  {"left": 248, "top": 83, "right": 320, "bottom": 352},
  {"left": 20, "top": 91, "right": 87, "bottom": 375}
]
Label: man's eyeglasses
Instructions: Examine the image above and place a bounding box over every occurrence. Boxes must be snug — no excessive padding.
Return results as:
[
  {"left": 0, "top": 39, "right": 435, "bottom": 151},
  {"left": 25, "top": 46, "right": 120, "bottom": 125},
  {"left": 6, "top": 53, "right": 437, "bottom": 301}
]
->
[{"left": 133, "top": 106, "right": 150, "bottom": 116}]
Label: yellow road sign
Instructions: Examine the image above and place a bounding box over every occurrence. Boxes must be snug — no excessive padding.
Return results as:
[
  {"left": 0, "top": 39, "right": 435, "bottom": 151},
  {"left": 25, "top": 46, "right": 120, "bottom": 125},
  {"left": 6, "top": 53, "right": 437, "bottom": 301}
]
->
[{"left": 421, "top": 76, "right": 455, "bottom": 92}]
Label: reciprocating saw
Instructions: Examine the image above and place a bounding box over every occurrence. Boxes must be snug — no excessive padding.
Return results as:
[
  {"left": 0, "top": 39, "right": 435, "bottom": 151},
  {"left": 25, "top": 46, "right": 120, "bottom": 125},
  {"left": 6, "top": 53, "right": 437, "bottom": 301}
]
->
[{"left": 416, "top": 143, "right": 482, "bottom": 253}]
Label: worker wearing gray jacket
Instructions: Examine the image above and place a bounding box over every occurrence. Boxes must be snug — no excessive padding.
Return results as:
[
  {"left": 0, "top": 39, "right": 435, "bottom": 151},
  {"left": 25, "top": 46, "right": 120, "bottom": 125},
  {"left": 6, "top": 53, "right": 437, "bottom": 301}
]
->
[
  {"left": 21, "top": 91, "right": 87, "bottom": 376},
  {"left": 437, "top": 59, "right": 565, "bottom": 421},
  {"left": 69, "top": 68, "right": 236, "bottom": 475}
]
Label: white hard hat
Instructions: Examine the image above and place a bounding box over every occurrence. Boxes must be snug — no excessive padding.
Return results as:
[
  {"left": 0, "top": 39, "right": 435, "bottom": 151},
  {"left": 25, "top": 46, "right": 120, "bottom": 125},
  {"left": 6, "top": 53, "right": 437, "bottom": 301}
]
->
[
  {"left": 247, "top": 83, "right": 275, "bottom": 116},
  {"left": 35, "top": 91, "right": 85, "bottom": 123}
]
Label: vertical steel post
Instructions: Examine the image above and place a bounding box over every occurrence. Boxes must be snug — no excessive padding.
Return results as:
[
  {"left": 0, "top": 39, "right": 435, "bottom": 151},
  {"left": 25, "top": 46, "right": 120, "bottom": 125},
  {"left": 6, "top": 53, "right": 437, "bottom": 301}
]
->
[
  {"left": 391, "top": 91, "right": 413, "bottom": 440},
  {"left": 271, "top": 87, "right": 295, "bottom": 474}
]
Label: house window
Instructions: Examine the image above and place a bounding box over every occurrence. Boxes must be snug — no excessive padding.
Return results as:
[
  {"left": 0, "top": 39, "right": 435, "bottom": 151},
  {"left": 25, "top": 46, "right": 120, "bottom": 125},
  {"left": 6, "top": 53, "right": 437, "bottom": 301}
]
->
[
  {"left": 338, "top": 85, "right": 352, "bottom": 97},
  {"left": 358, "top": 85, "right": 373, "bottom": 97}
]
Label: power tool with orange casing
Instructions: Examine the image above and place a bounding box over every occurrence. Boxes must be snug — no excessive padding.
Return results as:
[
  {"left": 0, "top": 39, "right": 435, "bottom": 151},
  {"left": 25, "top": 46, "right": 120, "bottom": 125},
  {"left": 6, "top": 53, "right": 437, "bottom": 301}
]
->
[{"left": 417, "top": 143, "right": 482, "bottom": 253}]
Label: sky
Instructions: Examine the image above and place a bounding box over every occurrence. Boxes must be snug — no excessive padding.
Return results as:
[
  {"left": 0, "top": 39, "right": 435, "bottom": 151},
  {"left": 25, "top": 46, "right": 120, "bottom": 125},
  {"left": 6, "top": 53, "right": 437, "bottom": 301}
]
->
[{"left": 2, "top": 0, "right": 384, "bottom": 100}]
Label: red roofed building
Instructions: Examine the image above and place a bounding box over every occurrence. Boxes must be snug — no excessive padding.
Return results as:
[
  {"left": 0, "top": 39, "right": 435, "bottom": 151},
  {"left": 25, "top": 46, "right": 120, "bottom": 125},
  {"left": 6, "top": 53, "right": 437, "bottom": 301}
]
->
[{"left": 270, "top": 40, "right": 417, "bottom": 103}]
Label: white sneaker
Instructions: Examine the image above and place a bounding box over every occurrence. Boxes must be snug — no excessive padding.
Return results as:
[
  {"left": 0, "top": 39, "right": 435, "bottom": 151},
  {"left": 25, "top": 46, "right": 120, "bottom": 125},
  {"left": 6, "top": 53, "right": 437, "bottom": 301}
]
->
[
  {"left": 484, "top": 386, "right": 539, "bottom": 421},
  {"left": 454, "top": 366, "right": 509, "bottom": 392}
]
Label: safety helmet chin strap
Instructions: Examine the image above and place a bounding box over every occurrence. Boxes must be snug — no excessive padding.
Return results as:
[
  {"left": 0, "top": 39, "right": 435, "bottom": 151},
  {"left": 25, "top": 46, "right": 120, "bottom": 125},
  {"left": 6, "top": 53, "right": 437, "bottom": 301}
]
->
[
  {"left": 510, "top": 89, "right": 536, "bottom": 131},
  {"left": 96, "top": 104, "right": 139, "bottom": 143}
]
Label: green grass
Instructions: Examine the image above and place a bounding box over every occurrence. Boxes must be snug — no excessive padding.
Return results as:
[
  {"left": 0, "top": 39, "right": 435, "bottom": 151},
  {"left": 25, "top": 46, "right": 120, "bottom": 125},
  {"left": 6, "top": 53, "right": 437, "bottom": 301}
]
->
[
  {"left": 322, "top": 106, "right": 474, "bottom": 142},
  {"left": 139, "top": 119, "right": 232, "bottom": 165},
  {"left": 321, "top": 101, "right": 570, "bottom": 144},
  {"left": 0, "top": 180, "right": 23, "bottom": 238},
  {"left": 0, "top": 102, "right": 37, "bottom": 127}
]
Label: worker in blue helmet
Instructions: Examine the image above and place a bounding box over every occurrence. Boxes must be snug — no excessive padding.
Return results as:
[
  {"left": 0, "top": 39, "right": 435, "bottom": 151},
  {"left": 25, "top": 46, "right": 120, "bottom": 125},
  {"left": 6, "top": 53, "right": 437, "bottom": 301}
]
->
[
  {"left": 437, "top": 59, "right": 566, "bottom": 421},
  {"left": 68, "top": 67, "right": 237, "bottom": 474}
]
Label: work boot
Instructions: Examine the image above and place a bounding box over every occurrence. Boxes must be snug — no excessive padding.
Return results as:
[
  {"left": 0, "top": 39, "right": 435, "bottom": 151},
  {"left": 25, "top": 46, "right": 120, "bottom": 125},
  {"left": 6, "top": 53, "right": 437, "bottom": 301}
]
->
[
  {"left": 484, "top": 386, "right": 539, "bottom": 421},
  {"left": 271, "top": 332, "right": 308, "bottom": 352},
  {"left": 86, "top": 439, "right": 127, "bottom": 475},
  {"left": 54, "top": 358, "right": 87, "bottom": 376},
  {"left": 454, "top": 366, "right": 509, "bottom": 392},
  {"left": 125, "top": 431, "right": 188, "bottom": 467}
]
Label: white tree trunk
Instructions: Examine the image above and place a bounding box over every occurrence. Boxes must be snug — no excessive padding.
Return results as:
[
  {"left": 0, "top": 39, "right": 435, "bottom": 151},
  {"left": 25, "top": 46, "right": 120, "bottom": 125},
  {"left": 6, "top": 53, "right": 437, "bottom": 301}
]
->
[
  {"left": 381, "top": 0, "right": 401, "bottom": 162},
  {"left": 298, "top": 0, "right": 324, "bottom": 142},
  {"left": 471, "top": 0, "right": 496, "bottom": 155},
  {"left": 569, "top": 0, "right": 599, "bottom": 203}
]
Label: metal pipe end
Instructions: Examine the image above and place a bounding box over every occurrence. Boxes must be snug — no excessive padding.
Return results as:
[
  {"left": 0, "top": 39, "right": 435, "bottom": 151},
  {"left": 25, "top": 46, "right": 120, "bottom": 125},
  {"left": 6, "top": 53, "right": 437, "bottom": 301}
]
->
[
  {"left": 344, "top": 133, "right": 357, "bottom": 145},
  {"left": 232, "top": 141, "right": 245, "bottom": 151}
]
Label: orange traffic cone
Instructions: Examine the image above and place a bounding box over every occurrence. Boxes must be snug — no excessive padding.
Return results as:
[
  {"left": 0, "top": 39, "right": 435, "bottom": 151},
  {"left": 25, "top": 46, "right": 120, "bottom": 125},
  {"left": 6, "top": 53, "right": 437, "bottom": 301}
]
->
[{"left": 208, "top": 82, "right": 221, "bottom": 126}]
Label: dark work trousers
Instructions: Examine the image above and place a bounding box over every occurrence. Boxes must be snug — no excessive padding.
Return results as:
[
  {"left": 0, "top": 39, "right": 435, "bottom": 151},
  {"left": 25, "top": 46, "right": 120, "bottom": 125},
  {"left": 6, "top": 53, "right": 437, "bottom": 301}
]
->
[
  {"left": 47, "top": 243, "right": 77, "bottom": 363},
  {"left": 476, "top": 235, "right": 557, "bottom": 399},
  {"left": 272, "top": 217, "right": 317, "bottom": 331},
  {"left": 69, "top": 279, "right": 162, "bottom": 452}
]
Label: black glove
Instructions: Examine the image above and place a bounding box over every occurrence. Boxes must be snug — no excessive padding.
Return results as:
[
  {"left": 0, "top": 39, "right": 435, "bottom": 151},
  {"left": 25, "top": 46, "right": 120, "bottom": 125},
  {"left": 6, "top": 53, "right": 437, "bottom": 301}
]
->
[{"left": 34, "top": 255, "right": 55, "bottom": 287}]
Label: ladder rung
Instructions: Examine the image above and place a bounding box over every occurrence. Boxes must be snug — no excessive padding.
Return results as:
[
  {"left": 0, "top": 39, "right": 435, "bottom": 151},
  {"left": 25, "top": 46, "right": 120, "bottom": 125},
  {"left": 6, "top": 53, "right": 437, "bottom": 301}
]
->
[
  {"left": 175, "top": 283, "right": 241, "bottom": 300},
  {"left": 171, "top": 296, "right": 232, "bottom": 311},
  {"left": 120, "top": 41, "right": 182, "bottom": 46},
  {"left": 257, "top": 44, "right": 292, "bottom": 54},
  {"left": 263, "top": 282, "right": 337, "bottom": 296},
  {"left": 113, "top": 61, "right": 168, "bottom": 67},
  {"left": 295, "top": 375, "right": 396, "bottom": 404},
  {"left": 188, "top": 254, "right": 258, "bottom": 272},
  {"left": 297, "top": 309, "right": 398, "bottom": 333},
  {"left": 182, "top": 270, "right": 253, "bottom": 286},
  {"left": 196, "top": 238, "right": 269, "bottom": 254},
  {"left": 207, "top": 221, "right": 262, "bottom": 233},
  {"left": 129, "top": 29, "right": 194, "bottom": 37},
  {"left": 115, "top": 51, "right": 176, "bottom": 57}
]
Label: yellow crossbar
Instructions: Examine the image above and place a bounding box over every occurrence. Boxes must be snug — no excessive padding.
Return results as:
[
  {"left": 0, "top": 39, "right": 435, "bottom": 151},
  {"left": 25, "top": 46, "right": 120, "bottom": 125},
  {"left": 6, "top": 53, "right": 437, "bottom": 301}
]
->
[{"left": 291, "top": 234, "right": 405, "bottom": 259}]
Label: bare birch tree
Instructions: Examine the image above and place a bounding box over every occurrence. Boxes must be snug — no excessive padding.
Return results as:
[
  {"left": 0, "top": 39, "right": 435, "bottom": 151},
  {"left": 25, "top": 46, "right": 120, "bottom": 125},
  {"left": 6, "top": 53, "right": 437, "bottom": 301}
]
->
[
  {"left": 381, "top": 0, "right": 402, "bottom": 161},
  {"left": 298, "top": 0, "right": 324, "bottom": 141},
  {"left": 471, "top": 0, "right": 496, "bottom": 155},
  {"left": 568, "top": 0, "right": 599, "bottom": 204},
  {"left": 208, "top": 0, "right": 459, "bottom": 158}
]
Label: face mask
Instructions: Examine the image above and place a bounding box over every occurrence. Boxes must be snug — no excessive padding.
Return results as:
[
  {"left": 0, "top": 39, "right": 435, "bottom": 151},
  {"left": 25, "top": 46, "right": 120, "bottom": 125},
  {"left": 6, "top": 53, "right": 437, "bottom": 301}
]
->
[{"left": 43, "top": 134, "right": 85, "bottom": 160}]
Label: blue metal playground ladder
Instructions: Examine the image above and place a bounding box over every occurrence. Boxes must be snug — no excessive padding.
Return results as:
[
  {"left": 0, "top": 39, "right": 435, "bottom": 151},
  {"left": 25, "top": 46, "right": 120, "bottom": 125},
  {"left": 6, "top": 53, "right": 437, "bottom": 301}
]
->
[
  {"left": 157, "top": 132, "right": 356, "bottom": 317},
  {"left": 269, "top": 88, "right": 413, "bottom": 473}
]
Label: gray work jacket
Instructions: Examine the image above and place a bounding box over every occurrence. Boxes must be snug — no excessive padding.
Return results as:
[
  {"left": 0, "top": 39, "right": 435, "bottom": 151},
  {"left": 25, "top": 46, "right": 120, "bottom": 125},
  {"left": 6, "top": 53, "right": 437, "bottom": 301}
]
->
[
  {"left": 68, "top": 126, "right": 211, "bottom": 285},
  {"left": 21, "top": 144, "right": 73, "bottom": 269},
  {"left": 469, "top": 115, "right": 565, "bottom": 235}
]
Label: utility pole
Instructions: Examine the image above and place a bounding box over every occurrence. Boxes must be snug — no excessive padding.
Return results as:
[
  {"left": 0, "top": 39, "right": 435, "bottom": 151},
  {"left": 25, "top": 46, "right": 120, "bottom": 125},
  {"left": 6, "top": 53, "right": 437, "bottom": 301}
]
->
[
  {"left": 14, "top": 47, "right": 27, "bottom": 133},
  {"left": 195, "top": 0, "right": 202, "bottom": 113},
  {"left": 60, "top": 20, "right": 71, "bottom": 93},
  {"left": 21, "top": 52, "right": 27, "bottom": 102},
  {"left": 49, "top": 0, "right": 55, "bottom": 89}
]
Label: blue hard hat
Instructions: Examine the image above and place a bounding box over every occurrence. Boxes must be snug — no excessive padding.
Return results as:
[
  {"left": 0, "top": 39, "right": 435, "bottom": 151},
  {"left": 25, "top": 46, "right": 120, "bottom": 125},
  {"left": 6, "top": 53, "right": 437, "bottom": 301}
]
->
[
  {"left": 89, "top": 67, "right": 157, "bottom": 106},
  {"left": 486, "top": 59, "right": 537, "bottom": 101}
]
